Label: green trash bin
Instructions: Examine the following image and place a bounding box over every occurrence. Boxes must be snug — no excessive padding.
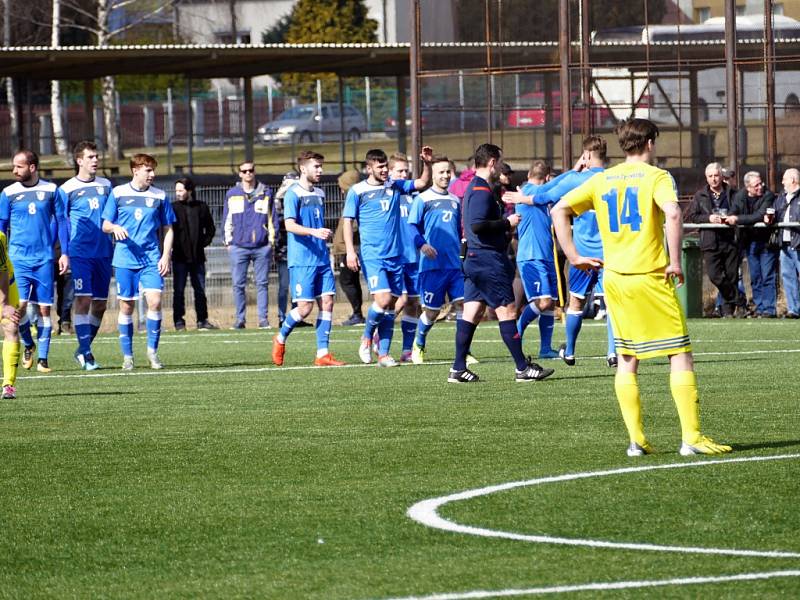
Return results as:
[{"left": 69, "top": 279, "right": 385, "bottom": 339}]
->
[{"left": 676, "top": 237, "right": 703, "bottom": 318}]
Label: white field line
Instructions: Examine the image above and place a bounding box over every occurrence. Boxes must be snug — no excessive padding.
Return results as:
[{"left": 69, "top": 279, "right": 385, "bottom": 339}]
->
[
  {"left": 406, "top": 453, "right": 800, "bottom": 559},
  {"left": 18, "top": 346, "right": 800, "bottom": 382},
  {"left": 375, "top": 570, "right": 800, "bottom": 600}
]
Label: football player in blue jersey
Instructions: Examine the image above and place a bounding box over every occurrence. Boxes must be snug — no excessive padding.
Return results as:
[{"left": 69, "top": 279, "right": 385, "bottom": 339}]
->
[
  {"left": 271, "top": 150, "right": 345, "bottom": 368},
  {"left": 388, "top": 153, "right": 422, "bottom": 363},
  {"left": 57, "top": 141, "right": 113, "bottom": 371},
  {"left": 343, "top": 146, "right": 432, "bottom": 367},
  {"left": 500, "top": 159, "right": 560, "bottom": 360},
  {"left": 102, "top": 154, "right": 175, "bottom": 370},
  {"left": 0, "top": 150, "right": 69, "bottom": 373},
  {"left": 407, "top": 156, "right": 464, "bottom": 363},
  {"left": 505, "top": 136, "right": 616, "bottom": 367}
]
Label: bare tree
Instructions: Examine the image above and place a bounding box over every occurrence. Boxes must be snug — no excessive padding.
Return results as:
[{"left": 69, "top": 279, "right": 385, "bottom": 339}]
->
[
  {"left": 51, "top": 0, "right": 69, "bottom": 162},
  {"left": 3, "top": 0, "right": 18, "bottom": 146}
]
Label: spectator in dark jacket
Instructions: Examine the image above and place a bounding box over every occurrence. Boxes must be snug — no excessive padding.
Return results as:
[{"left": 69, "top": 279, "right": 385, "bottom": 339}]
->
[
  {"left": 686, "top": 162, "right": 740, "bottom": 317},
  {"left": 774, "top": 168, "right": 800, "bottom": 318},
  {"left": 223, "top": 161, "right": 278, "bottom": 329},
  {"left": 730, "top": 171, "right": 777, "bottom": 317},
  {"left": 172, "top": 177, "right": 217, "bottom": 330}
]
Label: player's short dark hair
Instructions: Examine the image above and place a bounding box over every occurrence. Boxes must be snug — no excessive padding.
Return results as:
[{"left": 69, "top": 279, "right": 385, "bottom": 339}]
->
[
  {"left": 615, "top": 118, "right": 659, "bottom": 155},
  {"left": 297, "top": 150, "right": 324, "bottom": 169},
  {"left": 388, "top": 152, "right": 409, "bottom": 170},
  {"left": 130, "top": 153, "right": 157, "bottom": 171},
  {"left": 14, "top": 149, "right": 39, "bottom": 168},
  {"left": 365, "top": 149, "right": 388, "bottom": 164},
  {"left": 582, "top": 135, "right": 607, "bottom": 160},
  {"left": 238, "top": 159, "right": 255, "bottom": 170},
  {"left": 175, "top": 177, "right": 195, "bottom": 197},
  {"left": 430, "top": 155, "right": 450, "bottom": 167},
  {"left": 73, "top": 140, "right": 97, "bottom": 163},
  {"left": 528, "top": 159, "right": 550, "bottom": 180},
  {"left": 473, "top": 143, "right": 502, "bottom": 168}
]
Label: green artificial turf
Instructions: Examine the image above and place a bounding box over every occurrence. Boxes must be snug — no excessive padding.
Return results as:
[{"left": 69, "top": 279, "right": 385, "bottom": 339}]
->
[{"left": 1, "top": 319, "right": 798, "bottom": 598}]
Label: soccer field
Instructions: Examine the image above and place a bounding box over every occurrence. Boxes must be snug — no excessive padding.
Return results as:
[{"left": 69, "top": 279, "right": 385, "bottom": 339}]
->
[{"left": 1, "top": 319, "right": 799, "bottom": 598}]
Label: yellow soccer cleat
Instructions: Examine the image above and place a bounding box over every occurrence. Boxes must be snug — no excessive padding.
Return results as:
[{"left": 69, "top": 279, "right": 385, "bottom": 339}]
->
[
  {"left": 466, "top": 353, "right": 479, "bottom": 366},
  {"left": 411, "top": 342, "right": 425, "bottom": 364},
  {"left": 679, "top": 436, "right": 733, "bottom": 456}
]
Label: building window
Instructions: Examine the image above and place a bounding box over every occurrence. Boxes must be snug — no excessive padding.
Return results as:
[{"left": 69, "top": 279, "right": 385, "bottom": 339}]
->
[
  {"left": 215, "top": 31, "right": 251, "bottom": 45},
  {"left": 694, "top": 7, "right": 711, "bottom": 23},
  {"left": 774, "top": 3, "right": 784, "bottom": 16}
]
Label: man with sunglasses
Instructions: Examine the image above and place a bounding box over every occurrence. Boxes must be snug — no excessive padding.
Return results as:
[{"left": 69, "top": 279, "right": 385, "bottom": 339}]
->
[{"left": 223, "top": 161, "right": 278, "bottom": 329}]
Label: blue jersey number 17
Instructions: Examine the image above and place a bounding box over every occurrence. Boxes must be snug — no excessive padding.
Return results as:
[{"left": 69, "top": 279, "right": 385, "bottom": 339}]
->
[{"left": 601, "top": 187, "right": 642, "bottom": 233}]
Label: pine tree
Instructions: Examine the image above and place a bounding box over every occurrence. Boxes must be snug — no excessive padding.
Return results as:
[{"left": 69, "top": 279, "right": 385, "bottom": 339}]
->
[{"left": 280, "top": 0, "right": 378, "bottom": 102}]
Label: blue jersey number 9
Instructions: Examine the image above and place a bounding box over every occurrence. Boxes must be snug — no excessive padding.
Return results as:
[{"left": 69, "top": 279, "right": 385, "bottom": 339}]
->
[{"left": 601, "top": 187, "right": 642, "bottom": 233}]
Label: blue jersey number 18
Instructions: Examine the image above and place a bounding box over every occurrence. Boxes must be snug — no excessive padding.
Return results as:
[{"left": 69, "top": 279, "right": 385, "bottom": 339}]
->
[{"left": 601, "top": 187, "right": 642, "bottom": 233}]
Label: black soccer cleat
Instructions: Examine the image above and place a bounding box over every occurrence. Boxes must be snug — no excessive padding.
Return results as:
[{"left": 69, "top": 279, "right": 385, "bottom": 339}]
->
[
  {"left": 558, "top": 343, "right": 576, "bottom": 367},
  {"left": 515, "top": 359, "right": 555, "bottom": 382},
  {"left": 447, "top": 368, "right": 480, "bottom": 383}
]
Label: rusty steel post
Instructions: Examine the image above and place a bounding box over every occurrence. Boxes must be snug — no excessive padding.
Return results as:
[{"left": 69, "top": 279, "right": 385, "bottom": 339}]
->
[
  {"left": 559, "top": 0, "right": 572, "bottom": 167},
  {"left": 409, "top": 0, "right": 422, "bottom": 174},
  {"left": 580, "top": 0, "right": 591, "bottom": 137},
  {"left": 764, "top": 0, "right": 777, "bottom": 190},
  {"left": 724, "top": 0, "right": 738, "bottom": 174}
]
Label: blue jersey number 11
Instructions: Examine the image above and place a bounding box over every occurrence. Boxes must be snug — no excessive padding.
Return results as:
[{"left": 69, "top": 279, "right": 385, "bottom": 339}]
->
[{"left": 601, "top": 187, "right": 642, "bottom": 233}]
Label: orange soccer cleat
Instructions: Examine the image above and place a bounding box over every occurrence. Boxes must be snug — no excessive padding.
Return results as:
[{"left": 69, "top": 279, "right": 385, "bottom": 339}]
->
[
  {"left": 272, "top": 335, "right": 286, "bottom": 366},
  {"left": 313, "top": 353, "right": 345, "bottom": 367}
]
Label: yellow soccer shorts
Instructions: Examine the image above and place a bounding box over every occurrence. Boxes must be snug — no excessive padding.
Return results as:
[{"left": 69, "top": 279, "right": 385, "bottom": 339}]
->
[{"left": 604, "top": 268, "right": 691, "bottom": 360}]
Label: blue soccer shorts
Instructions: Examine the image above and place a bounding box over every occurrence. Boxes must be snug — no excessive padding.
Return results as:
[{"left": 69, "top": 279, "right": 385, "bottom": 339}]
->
[
  {"left": 568, "top": 265, "right": 604, "bottom": 299},
  {"left": 401, "top": 261, "right": 420, "bottom": 297},
  {"left": 115, "top": 264, "right": 163, "bottom": 300},
  {"left": 71, "top": 256, "right": 113, "bottom": 300},
  {"left": 15, "top": 261, "right": 54, "bottom": 306},
  {"left": 463, "top": 250, "right": 515, "bottom": 309},
  {"left": 419, "top": 268, "right": 464, "bottom": 310},
  {"left": 361, "top": 257, "right": 404, "bottom": 296},
  {"left": 519, "top": 259, "right": 559, "bottom": 301},
  {"left": 290, "top": 263, "right": 336, "bottom": 301}
]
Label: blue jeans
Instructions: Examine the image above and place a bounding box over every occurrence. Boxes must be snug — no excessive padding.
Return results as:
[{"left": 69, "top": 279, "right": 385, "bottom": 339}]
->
[
  {"left": 277, "top": 259, "right": 289, "bottom": 324},
  {"left": 746, "top": 241, "right": 778, "bottom": 315},
  {"left": 230, "top": 244, "right": 271, "bottom": 325},
  {"left": 780, "top": 245, "right": 800, "bottom": 315},
  {"left": 173, "top": 262, "right": 208, "bottom": 325}
]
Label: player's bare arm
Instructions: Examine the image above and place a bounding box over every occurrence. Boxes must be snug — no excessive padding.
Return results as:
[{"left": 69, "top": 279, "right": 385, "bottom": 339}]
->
[
  {"left": 342, "top": 217, "right": 360, "bottom": 271},
  {"left": 57, "top": 253, "right": 69, "bottom": 275},
  {"left": 413, "top": 146, "right": 434, "bottom": 191},
  {"left": 158, "top": 225, "right": 174, "bottom": 276},
  {"left": 662, "top": 201, "right": 685, "bottom": 286},
  {"left": 285, "top": 218, "right": 332, "bottom": 241},
  {"left": 502, "top": 187, "right": 532, "bottom": 205},
  {"left": 551, "top": 201, "right": 603, "bottom": 272},
  {"left": 102, "top": 219, "right": 128, "bottom": 241}
]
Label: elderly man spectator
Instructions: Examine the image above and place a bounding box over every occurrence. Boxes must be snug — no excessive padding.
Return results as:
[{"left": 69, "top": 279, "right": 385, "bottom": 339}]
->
[
  {"left": 774, "top": 168, "right": 800, "bottom": 318},
  {"left": 223, "top": 161, "right": 277, "bottom": 329},
  {"left": 730, "top": 171, "right": 777, "bottom": 317},
  {"left": 686, "top": 162, "right": 740, "bottom": 317}
]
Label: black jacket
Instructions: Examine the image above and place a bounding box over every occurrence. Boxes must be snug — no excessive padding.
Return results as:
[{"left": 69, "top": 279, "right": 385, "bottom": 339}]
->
[
  {"left": 171, "top": 199, "right": 216, "bottom": 263},
  {"left": 730, "top": 188, "right": 775, "bottom": 245},
  {"left": 685, "top": 184, "right": 736, "bottom": 251},
  {"left": 774, "top": 190, "right": 800, "bottom": 250}
]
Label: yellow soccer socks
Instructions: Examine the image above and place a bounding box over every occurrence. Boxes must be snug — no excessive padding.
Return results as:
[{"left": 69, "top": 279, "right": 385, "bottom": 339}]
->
[
  {"left": 614, "top": 371, "right": 646, "bottom": 447},
  {"left": 2, "top": 340, "right": 20, "bottom": 387},
  {"left": 669, "top": 370, "right": 701, "bottom": 444}
]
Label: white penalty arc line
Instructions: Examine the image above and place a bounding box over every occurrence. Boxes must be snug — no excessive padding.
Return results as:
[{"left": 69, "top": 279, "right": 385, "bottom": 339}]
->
[
  {"left": 407, "top": 453, "right": 800, "bottom": 559},
  {"left": 376, "top": 570, "right": 800, "bottom": 600}
]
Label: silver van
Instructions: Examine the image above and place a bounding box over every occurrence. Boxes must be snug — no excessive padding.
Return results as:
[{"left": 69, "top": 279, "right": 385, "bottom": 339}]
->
[{"left": 258, "top": 103, "right": 367, "bottom": 144}]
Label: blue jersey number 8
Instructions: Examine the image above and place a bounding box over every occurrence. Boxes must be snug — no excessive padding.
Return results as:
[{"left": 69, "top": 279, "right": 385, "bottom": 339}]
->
[{"left": 601, "top": 187, "right": 642, "bottom": 233}]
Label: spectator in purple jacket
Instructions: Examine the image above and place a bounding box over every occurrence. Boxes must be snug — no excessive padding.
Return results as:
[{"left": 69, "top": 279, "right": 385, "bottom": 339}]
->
[{"left": 223, "top": 161, "right": 278, "bottom": 329}]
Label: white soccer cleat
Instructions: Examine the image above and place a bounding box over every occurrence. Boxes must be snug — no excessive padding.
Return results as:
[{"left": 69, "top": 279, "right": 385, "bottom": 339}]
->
[
  {"left": 626, "top": 441, "right": 654, "bottom": 457},
  {"left": 122, "top": 355, "right": 134, "bottom": 371},
  {"left": 358, "top": 337, "right": 373, "bottom": 364},
  {"left": 377, "top": 355, "right": 398, "bottom": 367},
  {"left": 465, "top": 353, "right": 479, "bottom": 366},
  {"left": 146, "top": 349, "right": 164, "bottom": 370}
]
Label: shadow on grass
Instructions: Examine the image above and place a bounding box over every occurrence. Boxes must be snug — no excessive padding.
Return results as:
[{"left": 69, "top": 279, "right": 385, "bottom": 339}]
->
[
  {"left": 33, "top": 390, "right": 139, "bottom": 399},
  {"left": 730, "top": 439, "right": 800, "bottom": 452}
]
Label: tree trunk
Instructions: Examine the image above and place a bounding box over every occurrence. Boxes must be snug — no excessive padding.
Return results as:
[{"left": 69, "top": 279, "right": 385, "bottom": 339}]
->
[
  {"left": 3, "top": 0, "right": 18, "bottom": 145},
  {"left": 97, "top": 1, "right": 121, "bottom": 159},
  {"left": 51, "top": 0, "right": 69, "bottom": 162}
]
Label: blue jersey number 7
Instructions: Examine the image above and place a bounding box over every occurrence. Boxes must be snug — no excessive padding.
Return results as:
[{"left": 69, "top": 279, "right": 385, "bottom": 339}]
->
[{"left": 601, "top": 187, "right": 642, "bottom": 233}]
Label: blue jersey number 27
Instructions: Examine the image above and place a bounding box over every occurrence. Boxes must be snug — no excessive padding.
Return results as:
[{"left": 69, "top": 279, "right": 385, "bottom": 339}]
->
[{"left": 601, "top": 187, "right": 642, "bottom": 233}]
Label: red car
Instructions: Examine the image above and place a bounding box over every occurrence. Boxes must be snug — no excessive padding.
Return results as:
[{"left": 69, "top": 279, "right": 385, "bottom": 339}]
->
[{"left": 507, "top": 91, "right": 615, "bottom": 128}]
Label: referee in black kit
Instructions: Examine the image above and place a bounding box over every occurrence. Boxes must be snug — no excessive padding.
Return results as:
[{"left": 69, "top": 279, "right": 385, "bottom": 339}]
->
[{"left": 449, "top": 143, "right": 555, "bottom": 383}]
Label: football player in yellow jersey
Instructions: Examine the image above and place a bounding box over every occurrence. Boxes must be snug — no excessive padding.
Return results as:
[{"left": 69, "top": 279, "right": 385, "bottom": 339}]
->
[
  {"left": 552, "top": 118, "right": 731, "bottom": 457},
  {"left": 0, "top": 231, "right": 21, "bottom": 399}
]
